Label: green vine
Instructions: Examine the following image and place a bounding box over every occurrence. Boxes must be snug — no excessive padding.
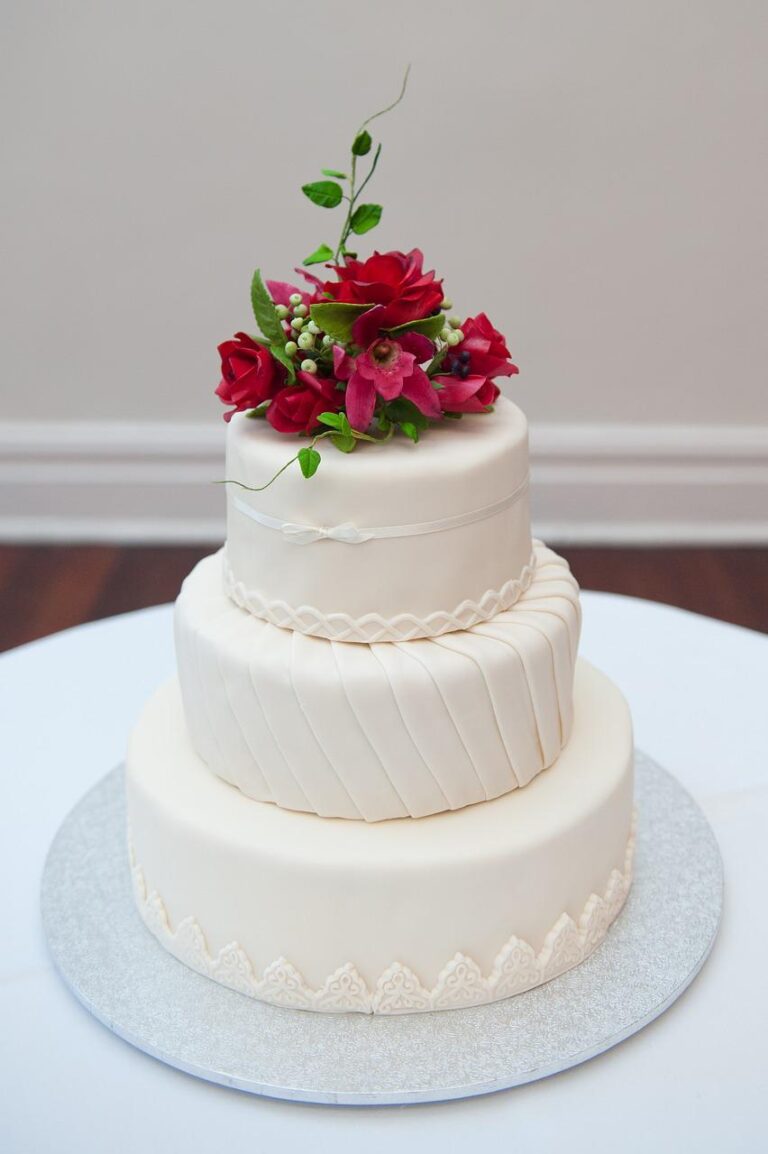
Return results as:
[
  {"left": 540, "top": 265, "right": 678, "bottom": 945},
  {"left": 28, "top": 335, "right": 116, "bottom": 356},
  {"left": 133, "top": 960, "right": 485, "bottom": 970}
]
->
[
  {"left": 219, "top": 412, "right": 394, "bottom": 492},
  {"left": 300, "top": 66, "right": 411, "bottom": 267}
]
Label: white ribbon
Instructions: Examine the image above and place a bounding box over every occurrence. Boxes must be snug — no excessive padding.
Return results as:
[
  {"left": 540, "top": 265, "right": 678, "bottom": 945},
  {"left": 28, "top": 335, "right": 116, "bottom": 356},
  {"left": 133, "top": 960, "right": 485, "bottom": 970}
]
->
[
  {"left": 233, "top": 475, "right": 529, "bottom": 546},
  {"left": 280, "top": 522, "right": 374, "bottom": 545}
]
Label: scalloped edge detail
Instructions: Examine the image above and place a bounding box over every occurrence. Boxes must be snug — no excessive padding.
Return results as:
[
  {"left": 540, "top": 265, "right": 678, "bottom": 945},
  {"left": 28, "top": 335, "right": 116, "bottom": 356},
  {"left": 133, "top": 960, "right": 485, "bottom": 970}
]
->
[
  {"left": 222, "top": 547, "right": 540, "bottom": 642},
  {"left": 129, "top": 814, "right": 635, "bottom": 1015}
]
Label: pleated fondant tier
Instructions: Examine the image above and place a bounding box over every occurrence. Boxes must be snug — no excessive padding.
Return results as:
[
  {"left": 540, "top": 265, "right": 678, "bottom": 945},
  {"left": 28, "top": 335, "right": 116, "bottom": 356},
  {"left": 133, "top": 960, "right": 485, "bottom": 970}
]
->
[{"left": 174, "top": 541, "right": 581, "bottom": 821}]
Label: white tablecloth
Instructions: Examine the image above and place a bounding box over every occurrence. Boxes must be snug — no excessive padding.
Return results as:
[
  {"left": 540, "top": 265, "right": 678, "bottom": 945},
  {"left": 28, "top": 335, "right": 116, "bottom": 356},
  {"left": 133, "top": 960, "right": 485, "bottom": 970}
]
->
[{"left": 2, "top": 593, "right": 766, "bottom": 1152}]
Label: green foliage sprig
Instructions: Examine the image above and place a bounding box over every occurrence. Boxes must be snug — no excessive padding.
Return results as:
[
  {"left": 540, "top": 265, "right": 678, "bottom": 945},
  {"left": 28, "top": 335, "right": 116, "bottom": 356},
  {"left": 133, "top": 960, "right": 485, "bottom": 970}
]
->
[
  {"left": 300, "top": 66, "right": 411, "bottom": 266},
  {"left": 221, "top": 411, "right": 393, "bottom": 492}
]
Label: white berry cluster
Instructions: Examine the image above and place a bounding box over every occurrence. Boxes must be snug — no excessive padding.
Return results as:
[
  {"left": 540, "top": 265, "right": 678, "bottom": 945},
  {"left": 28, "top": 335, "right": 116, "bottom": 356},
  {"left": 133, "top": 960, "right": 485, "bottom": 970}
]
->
[{"left": 278, "top": 292, "right": 330, "bottom": 374}]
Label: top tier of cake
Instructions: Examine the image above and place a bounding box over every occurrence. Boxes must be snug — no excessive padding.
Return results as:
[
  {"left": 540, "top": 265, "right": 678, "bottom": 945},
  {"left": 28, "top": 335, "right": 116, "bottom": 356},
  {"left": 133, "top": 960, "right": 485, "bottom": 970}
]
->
[{"left": 223, "top": 397, "right": 533, "bottom": 642}]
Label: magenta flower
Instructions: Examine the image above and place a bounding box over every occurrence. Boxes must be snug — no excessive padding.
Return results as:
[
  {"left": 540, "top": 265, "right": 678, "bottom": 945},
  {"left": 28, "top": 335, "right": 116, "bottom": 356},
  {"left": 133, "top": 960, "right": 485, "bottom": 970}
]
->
[
  {"left": 334, "top": 332, "right": 441, "bottom": 431},
  {"left": 266, "top": 279, "right": 317, "bottom": 310}
]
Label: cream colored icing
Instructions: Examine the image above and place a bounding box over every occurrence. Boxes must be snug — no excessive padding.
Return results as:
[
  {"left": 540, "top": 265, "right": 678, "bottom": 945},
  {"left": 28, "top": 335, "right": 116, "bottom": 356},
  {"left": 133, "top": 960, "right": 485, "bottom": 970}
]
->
[
  {"left": 130, "top": 818, "right": 635, "bottom": 1014},
  {"left": 224, "top": 397, "right": 532, "bottom": 637},
  {"left": 221, "top": 545, "right": 539, "bottom": 642},
  {"left": 125, "top": 661, "right": 634, "bottom": 1010},
  {"left": 175, "top": 541, "right": 581, "bottom": 821}
]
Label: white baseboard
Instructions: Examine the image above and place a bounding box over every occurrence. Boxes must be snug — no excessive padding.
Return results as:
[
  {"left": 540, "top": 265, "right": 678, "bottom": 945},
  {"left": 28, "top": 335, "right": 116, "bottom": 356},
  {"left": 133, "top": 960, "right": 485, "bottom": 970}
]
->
[{"left": 1, "top": 419, "right": 767, "bottom": 544}]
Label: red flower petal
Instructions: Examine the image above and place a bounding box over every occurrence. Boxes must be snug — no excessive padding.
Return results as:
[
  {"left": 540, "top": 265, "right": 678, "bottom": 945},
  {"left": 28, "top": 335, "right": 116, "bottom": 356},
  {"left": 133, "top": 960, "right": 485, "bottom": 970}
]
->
[
  {"left": 401, "top": 366, "right": 442, "bottom": 419},
  {"left": 345, "top": 372, "right": 377, "bottom": 431}
]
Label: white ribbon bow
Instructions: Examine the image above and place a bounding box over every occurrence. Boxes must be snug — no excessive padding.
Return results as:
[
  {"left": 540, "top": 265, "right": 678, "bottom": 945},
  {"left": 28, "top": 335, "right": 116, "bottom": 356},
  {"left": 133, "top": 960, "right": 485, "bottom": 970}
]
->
[
  {"left": 280, "top": 522, "right": 374, "bottom": 545},
  {"left": 233, "top": 478, "right": 529, "bottom": 547}
]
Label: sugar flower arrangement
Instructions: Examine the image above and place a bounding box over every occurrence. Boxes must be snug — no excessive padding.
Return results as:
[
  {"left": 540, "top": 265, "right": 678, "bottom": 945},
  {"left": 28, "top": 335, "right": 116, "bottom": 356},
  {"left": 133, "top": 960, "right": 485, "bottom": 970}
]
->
[{"left": 216, "top": 69, "right": 518, "bottom": 484}]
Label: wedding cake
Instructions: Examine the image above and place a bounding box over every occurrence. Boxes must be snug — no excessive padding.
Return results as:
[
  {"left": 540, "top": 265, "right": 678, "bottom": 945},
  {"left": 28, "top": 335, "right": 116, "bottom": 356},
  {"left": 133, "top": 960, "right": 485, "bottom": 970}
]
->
[{"left": 126, "top": 82, "right": 634, "bottom": 1015}]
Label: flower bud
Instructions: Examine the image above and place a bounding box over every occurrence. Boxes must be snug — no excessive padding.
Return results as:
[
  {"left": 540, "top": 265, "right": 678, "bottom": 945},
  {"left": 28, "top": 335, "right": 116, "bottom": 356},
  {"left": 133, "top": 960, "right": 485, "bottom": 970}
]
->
[
  {"left": 298, "top": 331, "right": 315, "bottom": 350},
  {"left": 288, "top": 293, "right": 303, "bottom": 307},
  {"left": 293, "top": 303, "right": 309, "bottom": 318},
  {"left": 322, "top": 334, "right": 334, "bottom": 347},
  {"left": 440, "top": 327, "right": 452, "bottom": 342},
  {"left": 300, "top": 358, "right": 318, "bottom": 374},
  {"left": 284, "top": 340, "right": 298, "bottom": 357},
  {"left": 307, "top": 320, "right": 320, "bottom": 335},
  {"left": 275, "top": 304, "right": 290, "bottom": 320},
  {"left": 291, "top": 316, "right": 305, "bottom": 330},
  {"left": 446, "top": 330, "right": 462, "bottom": 347},
  {"left": 440, "top": 298, "right": 453, "bottom": 311},
  {"left": 448, "top": 316, "right": 462, "bottom": 329}
]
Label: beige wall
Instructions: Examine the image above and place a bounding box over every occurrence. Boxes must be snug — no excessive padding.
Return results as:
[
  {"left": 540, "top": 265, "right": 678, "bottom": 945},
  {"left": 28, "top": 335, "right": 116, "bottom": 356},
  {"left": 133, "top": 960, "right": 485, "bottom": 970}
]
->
[{"left": 1, "top": 0, "right": 767, "bottom": 427}]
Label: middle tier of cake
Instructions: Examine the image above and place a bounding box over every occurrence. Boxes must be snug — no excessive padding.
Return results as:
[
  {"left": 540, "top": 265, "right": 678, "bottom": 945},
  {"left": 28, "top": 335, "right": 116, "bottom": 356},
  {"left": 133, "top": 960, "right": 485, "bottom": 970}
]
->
[{"left": 175, "top": 541, "right": 581, "bottom": 822}]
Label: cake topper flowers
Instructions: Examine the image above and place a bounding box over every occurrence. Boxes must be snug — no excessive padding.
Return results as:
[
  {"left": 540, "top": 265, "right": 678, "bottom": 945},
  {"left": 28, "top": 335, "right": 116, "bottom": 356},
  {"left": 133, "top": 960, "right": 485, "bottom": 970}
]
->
[{"left": 216, "top": 68, "right": 518, "bottom": 486}]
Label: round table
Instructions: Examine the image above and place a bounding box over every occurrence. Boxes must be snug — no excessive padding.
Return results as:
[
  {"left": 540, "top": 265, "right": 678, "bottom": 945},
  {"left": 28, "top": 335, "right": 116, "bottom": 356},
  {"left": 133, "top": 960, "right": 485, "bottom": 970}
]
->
[{"left": 2, "top": 592, "right": 766, "bottom": 1152}]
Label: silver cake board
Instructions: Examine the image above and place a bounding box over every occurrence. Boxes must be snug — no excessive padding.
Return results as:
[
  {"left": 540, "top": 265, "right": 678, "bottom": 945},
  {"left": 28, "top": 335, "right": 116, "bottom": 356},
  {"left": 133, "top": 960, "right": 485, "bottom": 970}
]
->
[{"left": 40, "top": 753, "right": 722, "bottom": 1107}]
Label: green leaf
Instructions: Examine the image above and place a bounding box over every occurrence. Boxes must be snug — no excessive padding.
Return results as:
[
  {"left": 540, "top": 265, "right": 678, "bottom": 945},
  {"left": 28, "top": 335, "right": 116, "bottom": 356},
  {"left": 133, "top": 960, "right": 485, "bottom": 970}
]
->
[
  {"left": 386, "top": 396, "right": 430, "bottom": 431},
  {"left": 321, "top": 168, "right": 348, "bottom": 179},
  {"left": 331, "top": 433, "right": 356, "bottom": 453},
  {"left": 317, "top": 412, "right": 354, "bottom": 445},
  {"left": 245, "top": 402, "right": 270, "bottom": 420},
  {"left": 352, "top": 130, "right": 372, "bottom": 156},
  {"left": 385, "top": 314, "right": 445, "bottom": 340},
  {"left": 400, "top": 421, "right": 420, "bottom": 443},
  {"left": 301, "top": 180, "right": 344, "bottom": 208},
  {"left": 349, "top": 203, "right": 382, "bottom": 235},
  {"left": 250, "top": 269, "right": 295, "bottom": 380},
  {"left": 426, "top": 345, "right": 449, "bottom": 376},
  {"left": 317, "top": 411, "right": 345, "bottom": 430},
  {"left": 302, "top": 243, "right": 334, "bottom": 267},
  {"left": 250, "top": 269, "right": 283, "bottom": 342},
  {"left": 298, "top": 446, "right": 321, "bottom": 478},
  {"left": 310, "top": 301, "right": 373, "bottom": 342}
]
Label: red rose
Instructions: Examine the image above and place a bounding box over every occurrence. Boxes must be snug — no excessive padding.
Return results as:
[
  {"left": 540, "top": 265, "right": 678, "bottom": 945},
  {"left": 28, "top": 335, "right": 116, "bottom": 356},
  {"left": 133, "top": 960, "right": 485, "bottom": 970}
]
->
[
  {"left": 267, "top": 372, "right": 342, "bottom": 435},
  {"left": 216, "top": 333, "right": 283, "bottom": 422},
  {"left": 323, "top": 248, "right": 443, "bottom": 329},
  {"left": 434, "top": 375, "right": 501, "bottom": 414},
  {"left": 447, "top": 313, "right": 519, "bottom": 380}
]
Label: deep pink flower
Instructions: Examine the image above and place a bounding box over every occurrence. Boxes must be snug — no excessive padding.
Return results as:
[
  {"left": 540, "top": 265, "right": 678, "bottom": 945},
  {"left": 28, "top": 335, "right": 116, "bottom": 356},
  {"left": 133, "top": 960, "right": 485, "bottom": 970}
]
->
[
  {"left": 323, "top": 249, "right": 443, "bottom": 329},
  {"left": 215, "top": 333, "right": 284, "bottom": 422},
  {"left": 435, "top": 314, "right": 516, "bottom": 415},
  {"left": 334, "top": 334, "right": 441, "bottom": 431},
  {"left": 443, "top": 313, "right": 518, "bottom": 380},
  {"left": 267, "top": 371, "right": 342, "bottom": 435},
  {"left": 267, "top": 280, "right": 319, "bottom": 310},
  {"left": 434, "top": 375, "right": 501, "bottom": 414}
]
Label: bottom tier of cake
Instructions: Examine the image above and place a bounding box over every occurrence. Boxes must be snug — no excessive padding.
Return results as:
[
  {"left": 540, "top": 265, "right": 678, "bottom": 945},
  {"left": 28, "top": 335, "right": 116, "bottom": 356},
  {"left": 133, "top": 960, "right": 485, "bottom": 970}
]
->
[{"left": 126, "top": 659, "right": 634, "bottom": 1014}]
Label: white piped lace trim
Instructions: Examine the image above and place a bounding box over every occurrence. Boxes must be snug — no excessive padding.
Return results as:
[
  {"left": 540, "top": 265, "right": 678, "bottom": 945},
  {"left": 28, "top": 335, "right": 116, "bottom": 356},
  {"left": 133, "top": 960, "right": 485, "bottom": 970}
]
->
[
  {"left": 129, "top": 816, "right": 635, "bottom": 1015},
  {"left": 222, "top": 547, "right": 539, "bottom": 643}
]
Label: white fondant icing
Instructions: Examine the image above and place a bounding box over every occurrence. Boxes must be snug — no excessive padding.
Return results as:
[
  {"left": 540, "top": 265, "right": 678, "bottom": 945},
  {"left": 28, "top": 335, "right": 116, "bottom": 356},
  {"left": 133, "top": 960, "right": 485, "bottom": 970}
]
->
[
  {"left": 175, "top": 542, "right": 581, "bottom": 820},
  {"left": 231, "top": 474, "right": 530, "bottom": 545},
  {"left": 224, "top": 397, "right": 532, "bottom": 637},
  {"left": 222, "top": 546, "right": 539, "bottom": 642},
  {"left": 125, "top": 662, "right": 634, "bottom": 1010},
  {"left": 129, "top": 819, "right": 635, "bottom": 1015}
]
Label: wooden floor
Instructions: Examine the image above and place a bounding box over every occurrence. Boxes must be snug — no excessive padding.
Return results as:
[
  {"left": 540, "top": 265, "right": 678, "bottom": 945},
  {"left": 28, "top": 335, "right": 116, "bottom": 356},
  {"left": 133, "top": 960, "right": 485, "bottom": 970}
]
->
[{"left": 0, "top": 544, "right": 766, "bottom": 653}]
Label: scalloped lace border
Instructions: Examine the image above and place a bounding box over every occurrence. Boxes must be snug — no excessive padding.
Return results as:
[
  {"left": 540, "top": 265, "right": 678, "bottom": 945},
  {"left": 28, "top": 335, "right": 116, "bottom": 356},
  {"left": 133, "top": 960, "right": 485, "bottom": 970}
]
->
[
  {"left": 222, "top": 546, "right": 539, "bottom": 643},
  {"left": 129, "top": 816, "right": 635, "bottom": 1015}
]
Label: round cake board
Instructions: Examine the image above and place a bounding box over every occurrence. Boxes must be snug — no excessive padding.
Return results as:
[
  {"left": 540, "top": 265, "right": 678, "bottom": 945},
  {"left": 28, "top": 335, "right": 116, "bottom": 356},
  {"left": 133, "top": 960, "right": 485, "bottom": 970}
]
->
[{"left": 40, "top": 753, "right": 722, "bottom": 1107}]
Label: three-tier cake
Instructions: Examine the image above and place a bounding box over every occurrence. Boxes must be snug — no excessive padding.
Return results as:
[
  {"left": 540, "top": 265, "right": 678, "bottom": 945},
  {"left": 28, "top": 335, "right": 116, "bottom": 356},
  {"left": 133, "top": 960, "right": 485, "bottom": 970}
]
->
[
  {"left": 126, "top": 396, "right": 634, "bottom": 1014},
  {"left": 125, "top": 83, "right": 633, "bottom": 1014}
]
